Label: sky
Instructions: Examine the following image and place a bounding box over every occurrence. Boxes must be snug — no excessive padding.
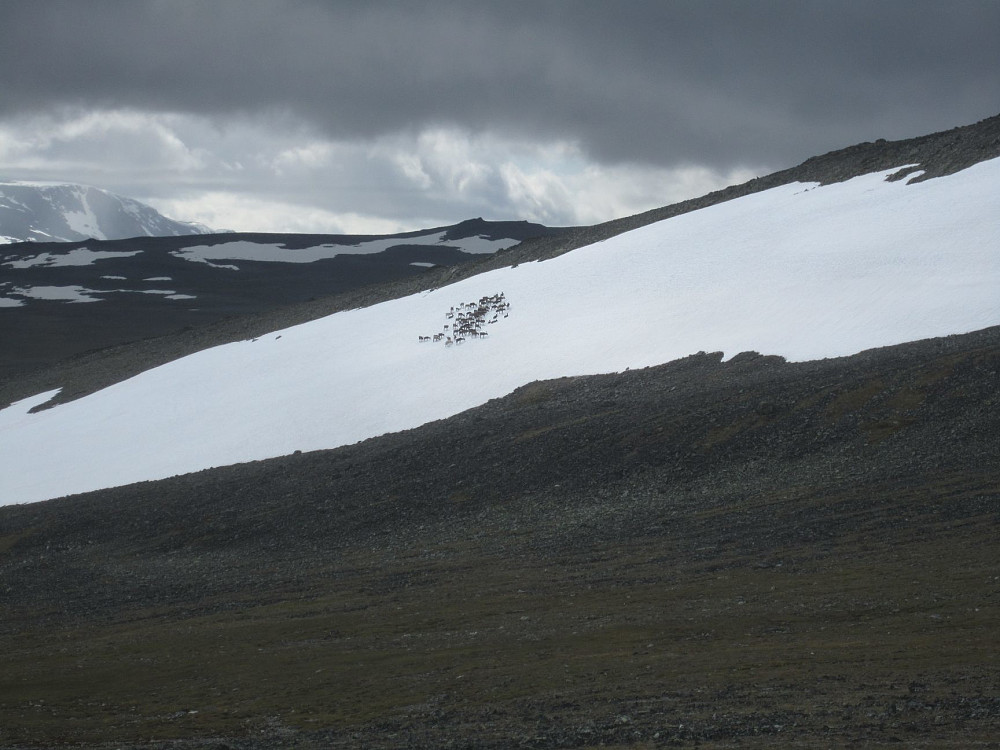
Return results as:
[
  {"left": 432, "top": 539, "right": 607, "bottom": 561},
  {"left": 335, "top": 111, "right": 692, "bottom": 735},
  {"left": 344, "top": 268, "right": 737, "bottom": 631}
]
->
[{"left": 1, "top": 0, "right": 998, "bottom": 235}]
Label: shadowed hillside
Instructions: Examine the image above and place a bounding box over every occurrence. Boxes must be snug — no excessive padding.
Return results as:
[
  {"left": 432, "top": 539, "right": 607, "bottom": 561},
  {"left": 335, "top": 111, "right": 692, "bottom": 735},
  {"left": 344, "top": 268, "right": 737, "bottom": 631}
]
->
[
  {"left": 1, "top": 325, "right": 997, "bottom": 748},
  {"left": 3, "top": 113, "right": 998, "bottom": 414}
]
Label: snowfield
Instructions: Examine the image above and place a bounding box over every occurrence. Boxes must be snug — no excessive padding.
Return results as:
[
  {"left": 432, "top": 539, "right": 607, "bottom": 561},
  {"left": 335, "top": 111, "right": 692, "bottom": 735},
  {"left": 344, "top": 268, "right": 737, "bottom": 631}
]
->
[
  {"left": 171, "top": 231, "right": 518, "bottom": 266},
  {"left": 2, "top": 160, "right": 998, "bottom": 505},
  {"left": 2, "top": 248, "right": 143, "bottom": 269}
]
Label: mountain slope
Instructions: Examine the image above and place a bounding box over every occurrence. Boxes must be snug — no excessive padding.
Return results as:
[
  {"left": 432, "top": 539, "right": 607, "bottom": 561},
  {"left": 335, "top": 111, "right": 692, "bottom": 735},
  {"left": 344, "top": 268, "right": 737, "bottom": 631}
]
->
[
  {"left": 1, "top": 156, "right": 998, "bottom": 505},
  {"left": 0, "top": 218, "right": 564, "bottom": 377},
  {"left": 482, "top": 111, "right": 1000, "bottom": 269},
  {"left": 0, "top": 114, "right": 999, "bottom": 748},
  {"left": 1, "top": 325, "right": 997, "bottom": 747},
  {"left": 0, "top": 180, "right": 211, "bottom": 243},
  {"left": 5, "top": 113, "right": 998, "bottom": 406}
]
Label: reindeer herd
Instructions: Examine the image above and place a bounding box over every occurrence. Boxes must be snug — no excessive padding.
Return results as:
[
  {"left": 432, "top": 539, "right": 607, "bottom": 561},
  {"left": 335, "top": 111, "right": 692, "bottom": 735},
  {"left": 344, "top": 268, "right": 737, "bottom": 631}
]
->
[{"left": 418, "top": 292, "right": 509, "bottom": 346}]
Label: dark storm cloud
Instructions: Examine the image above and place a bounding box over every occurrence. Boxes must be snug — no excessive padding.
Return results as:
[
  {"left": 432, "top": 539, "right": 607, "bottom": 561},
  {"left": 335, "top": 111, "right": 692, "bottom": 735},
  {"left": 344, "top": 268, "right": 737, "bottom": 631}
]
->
[{"left": 2, "top": 0, "right": 998, "bottom": 171}]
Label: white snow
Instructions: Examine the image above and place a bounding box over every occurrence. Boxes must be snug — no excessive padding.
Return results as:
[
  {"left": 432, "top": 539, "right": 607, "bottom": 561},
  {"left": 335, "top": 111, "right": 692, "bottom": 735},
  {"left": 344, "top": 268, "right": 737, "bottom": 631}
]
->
[
  {"left": 445, "top": 235, "right": 519, "bottom": 254},
  {"left": 0, "top": 390, "right": 62, "bottom": 430},
  {"left": 0, "top": 181, "right": 212, "bottom": 243},
  {"left": 3, "top": 248, "right": 142, "bottom": 269},
  {"left": 1, "top": 159, "right": 998, "bottom": 506},
  {"left": 1, "top": 285, "right": 194, "bottom": 305},
  {"left": 134, "top": 289, "right": 186, "bottom": 297},
  {"left": 9, "top": 285, "right": 103, "bottom": 303},
  {"left": 62, "top": 187, "right": 104, "bottom": 239},
  {"left": 170, "top": 232, "right": 516, "bottom": 265},
  {"left": 62, "top": 210, "right": 103, "bottom": 239}
]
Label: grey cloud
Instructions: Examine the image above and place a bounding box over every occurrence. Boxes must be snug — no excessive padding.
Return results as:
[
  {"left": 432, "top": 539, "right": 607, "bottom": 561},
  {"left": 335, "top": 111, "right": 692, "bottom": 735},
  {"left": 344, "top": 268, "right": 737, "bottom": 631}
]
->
[{"left": 2, "top": 0, "right": 999, "bottom": 173}]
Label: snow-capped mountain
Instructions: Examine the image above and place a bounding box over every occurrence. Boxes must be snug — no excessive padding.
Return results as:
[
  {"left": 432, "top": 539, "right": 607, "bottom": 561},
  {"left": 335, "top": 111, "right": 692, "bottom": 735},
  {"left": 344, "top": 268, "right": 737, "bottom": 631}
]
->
[
  {"left": 1, "top": 154, "right": 998, "bottom": 506},
  {"left": 0, "top": 180, "right": 212, "bottom": 243}
]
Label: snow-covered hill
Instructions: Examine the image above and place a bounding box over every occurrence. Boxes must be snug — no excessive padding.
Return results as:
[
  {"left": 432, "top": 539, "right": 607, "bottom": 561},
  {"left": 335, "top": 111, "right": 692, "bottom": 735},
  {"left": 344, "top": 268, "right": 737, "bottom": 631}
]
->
[
  {"left": 2, "top": 158, "right": 998, "bottom": 506},
  {"left": 0, "top": 180, "right": 211, "bottom": 243}
]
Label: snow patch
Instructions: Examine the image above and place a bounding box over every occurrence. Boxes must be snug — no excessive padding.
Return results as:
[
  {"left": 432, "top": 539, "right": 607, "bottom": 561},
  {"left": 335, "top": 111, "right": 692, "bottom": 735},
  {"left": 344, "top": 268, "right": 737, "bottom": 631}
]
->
[
  {"left": 62, "top": 189, "right": 104, "bottom": 239},
  {"left": 10, "top": 285, "right": 102, "bottom": 303},
  {"left": 1, "top": 158, "right": 998, "bottom": 505},
  {"left": 171, "top": 232, "right": 515, "bottom": 265},
  {"left": 0, "top": 390, "right": 62, "bottom": 432},
  {"left": 3, "top": 248, "right": 142, "bottom": 269}
]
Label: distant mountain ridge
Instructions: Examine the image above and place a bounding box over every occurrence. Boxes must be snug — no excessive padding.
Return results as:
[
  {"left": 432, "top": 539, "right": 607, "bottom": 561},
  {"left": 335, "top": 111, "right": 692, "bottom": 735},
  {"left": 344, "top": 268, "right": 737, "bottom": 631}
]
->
[{"left": 0, "top": 180, "right": 212, "bottom": 244}]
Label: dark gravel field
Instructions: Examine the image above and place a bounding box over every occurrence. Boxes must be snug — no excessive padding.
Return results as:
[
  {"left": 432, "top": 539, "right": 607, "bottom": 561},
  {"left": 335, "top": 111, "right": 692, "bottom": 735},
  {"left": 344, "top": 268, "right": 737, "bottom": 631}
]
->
[{"left": 1, "top": 325, "right": 997, "bottom": 748}]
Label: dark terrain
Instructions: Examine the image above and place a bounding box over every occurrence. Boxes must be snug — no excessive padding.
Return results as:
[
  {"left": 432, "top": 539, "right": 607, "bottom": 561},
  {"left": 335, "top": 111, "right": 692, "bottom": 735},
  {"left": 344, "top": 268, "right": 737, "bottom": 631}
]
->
[
  {"left": 0, "top": 218, "right": 564, "bottom": 380},
  {"left": 0, "top": 114, "right": 998, "bottom": 748},
  {"left": 1, "top": 326, "right": 998, "bottom": 748}
]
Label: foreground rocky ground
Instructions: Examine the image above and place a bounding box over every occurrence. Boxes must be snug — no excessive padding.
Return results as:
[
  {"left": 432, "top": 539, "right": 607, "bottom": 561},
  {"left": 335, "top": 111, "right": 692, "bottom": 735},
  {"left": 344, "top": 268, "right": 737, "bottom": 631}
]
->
[{"left": 1, "top": 325, "right": 997, "bottom": 748}]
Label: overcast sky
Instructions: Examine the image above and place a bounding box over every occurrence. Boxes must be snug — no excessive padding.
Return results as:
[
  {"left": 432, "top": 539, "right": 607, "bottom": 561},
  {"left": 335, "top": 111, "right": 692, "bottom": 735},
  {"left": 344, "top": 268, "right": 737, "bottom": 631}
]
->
[{"left": 1, "top": 0, "right": 997, "bottom": 234}]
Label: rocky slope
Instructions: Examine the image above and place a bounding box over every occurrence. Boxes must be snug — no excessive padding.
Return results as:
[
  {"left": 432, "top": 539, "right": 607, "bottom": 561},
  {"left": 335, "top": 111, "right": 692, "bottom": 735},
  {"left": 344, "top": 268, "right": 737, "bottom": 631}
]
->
[{"left": 0, "top": 325, "right": 997, "bottom": 747}]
